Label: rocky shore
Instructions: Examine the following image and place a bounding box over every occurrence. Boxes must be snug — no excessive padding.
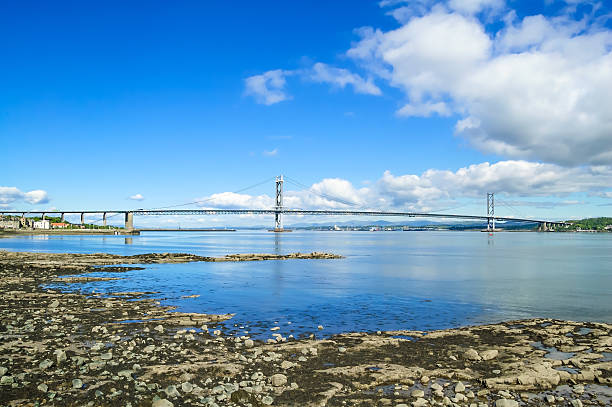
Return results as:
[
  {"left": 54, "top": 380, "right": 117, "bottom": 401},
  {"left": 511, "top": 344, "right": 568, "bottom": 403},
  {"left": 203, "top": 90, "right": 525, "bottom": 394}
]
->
[{"left": 0, "top": 251, "right": 610, "bottom": 407}]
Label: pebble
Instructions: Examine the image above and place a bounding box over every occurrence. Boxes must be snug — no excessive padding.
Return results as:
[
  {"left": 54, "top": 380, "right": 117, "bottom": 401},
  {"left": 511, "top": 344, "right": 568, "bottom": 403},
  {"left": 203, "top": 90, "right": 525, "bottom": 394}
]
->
[
  {"left": 261, "top": 396, "right": 274, "bottom": 405},
  {"left": 464, "top": 348, "right": 481, "bottom": 360},
  {"left": 100, "top": 352, "right": 113, "bottom": 360},
  {"left": 49, "top": 300, "right": 59, "bottom": 308},
  {"left": 271, "top": 373, "right": 287, "bottom": 386},
  {"left": 165, "top": 385, "right": 180, "bottom": 398},
  {"left": 39, "top": 359, "right": 53, "bottom": 369},
  {"left": 181, "top": 382, "right": 193, "bottom": 393},
  {"left": 545, "top": 394, "right": 555, "bottom": 403},
  {"left": 420, "top": 375, "right": 430, "bottom": 384},
  {"left": 338, "top": 346, "right": 347, "bottom": 353},
  {"left": 412, "top": 398, "right": 428, "bottom": 407},
  {"left": 318, "top": 325, "right": 324, "bottom": 330},
  {"left": 570, "top": 400, "right": 583, "bottom": 407},
  {"left": 270, "top": 326, "right": 280, "bottom": 331},
  {"left": 72, "top": 378, "right": 83, "bottom": 389},
  {"left": 154, "top": 324, "right": 164, "bottom": 333},
  {"left": 411, "top": 389, "right": 425, "bottom": 398},
  {"left": 455, "top": 382, "right": 465, "bottom": 393},
  {"left": 495, "top": 399, "right": 518, "bottom": 407},
  {"left": 244, "top": 339, "right": 254, "bottom": 348},
  {"left": 481, "top": 349, "right": 499, "bottom": 360},
  {"left": 37, "top": 383, "right": 48, "bottom": 392},
  {"left": 152, "top": 399, "right": 174, "bottom": 407},
  {"left": 1, "top": 376, "right": 14, "bottom": 385},
  {"left": 0, "top": 367, "right": 7, "bottom": 376}
]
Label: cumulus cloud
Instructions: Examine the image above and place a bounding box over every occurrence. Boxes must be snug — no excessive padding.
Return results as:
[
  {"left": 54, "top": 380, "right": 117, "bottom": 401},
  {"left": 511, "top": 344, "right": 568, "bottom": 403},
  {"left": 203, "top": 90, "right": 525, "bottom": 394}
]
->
[
  {"left": 309, "top": 63, "right": 382, "bottom": 95},
  {"left": 348, "top": 4, "right": 612, "bottom": 166},
  {"left": 244, "top": 69, "right": 291, "bottom": 105},
  {"left": 192, "top": 161, "right": 612, "bottom": 213},
  {"left": 129, "top": 194, "right": 144, "bottom": 201},
  {"left": 0, "top": 187, "right": 49, "bottom": 205},
  {"left": 245, "top": 63, "right": 382, "bottom": 105}
]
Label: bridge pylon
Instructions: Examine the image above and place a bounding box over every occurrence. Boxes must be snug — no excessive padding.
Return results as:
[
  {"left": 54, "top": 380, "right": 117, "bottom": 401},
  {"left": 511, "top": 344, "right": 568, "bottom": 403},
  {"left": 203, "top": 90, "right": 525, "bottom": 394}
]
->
[
  {"left": 273, "top": 175, "right": 287, "bottom": 232},
  {"left": 487, "top": 192, "right": 495, "bottom": 233}
]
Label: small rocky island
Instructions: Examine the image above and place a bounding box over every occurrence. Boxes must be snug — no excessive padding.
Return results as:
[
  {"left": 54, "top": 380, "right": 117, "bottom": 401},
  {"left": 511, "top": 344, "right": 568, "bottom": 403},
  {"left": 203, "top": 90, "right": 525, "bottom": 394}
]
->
[{"left": 0, "top": 251, "right": 610, "bottom": 406}]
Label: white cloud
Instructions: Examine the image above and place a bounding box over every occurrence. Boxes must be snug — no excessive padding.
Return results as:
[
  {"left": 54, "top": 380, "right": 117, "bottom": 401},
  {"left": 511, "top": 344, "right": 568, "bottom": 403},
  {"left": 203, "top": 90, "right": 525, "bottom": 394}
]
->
[
  {"left": 263, "top": 148, "right": 278, "bottom": 156},
  {"left": 347, "top": 6, "right": 612, "bottom": 166},
  {"left": 309, "top": 62, "right": 382, "bottom": 95},
  {"left": 447, "top": 0, "right": 505, "bottom": 15},
  {"left": 192, "top": 161, "right": 612, "bottom": 213},
  {"left": 129, "top": 193, "right": 144, "bottom": 201},
  {"left": 244, "top": 69, "right": 291, "bottom": 105},
  {"left": 0, "top": 187, "right": 49, "bottom": 205}
]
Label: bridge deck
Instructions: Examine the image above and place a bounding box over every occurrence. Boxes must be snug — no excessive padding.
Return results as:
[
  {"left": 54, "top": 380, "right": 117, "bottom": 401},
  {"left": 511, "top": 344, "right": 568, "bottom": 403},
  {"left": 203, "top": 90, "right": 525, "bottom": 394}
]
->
[{"left": 0, "top": 209, "right": 565, "bottom": 225}]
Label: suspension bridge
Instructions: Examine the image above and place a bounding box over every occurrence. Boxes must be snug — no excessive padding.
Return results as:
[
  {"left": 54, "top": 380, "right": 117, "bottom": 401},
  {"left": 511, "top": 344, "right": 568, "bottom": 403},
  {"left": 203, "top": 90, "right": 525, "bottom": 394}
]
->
[{"left": 0, "top": 175, "right": 566, "bottom": 233}]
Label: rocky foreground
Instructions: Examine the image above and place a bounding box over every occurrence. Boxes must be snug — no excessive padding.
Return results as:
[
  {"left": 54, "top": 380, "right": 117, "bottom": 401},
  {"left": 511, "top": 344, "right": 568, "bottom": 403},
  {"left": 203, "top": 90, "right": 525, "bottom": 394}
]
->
[{"left": 0, "top": 251, "right": 610, "bottom": 407}]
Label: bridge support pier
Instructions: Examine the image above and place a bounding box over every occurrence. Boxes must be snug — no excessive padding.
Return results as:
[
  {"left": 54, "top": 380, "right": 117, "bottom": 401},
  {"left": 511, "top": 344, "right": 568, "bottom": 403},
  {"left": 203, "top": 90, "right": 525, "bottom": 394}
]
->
[
  {"left": 538, "top": 222, "right": 550, "bottom": 232},
  {"left": 80, "top": 213, "right": 85, "bottom": 225},
  {"left": 486, "top": 193, "right": 495, "bottom": 232},
  {"left": 125, "top": 212, "right": 134, "bottom": 231},
  {"left": 272, "top": 175, "right": 289, "bottom": 232},
  {"left": 103, "top": 212, "right": 107, "bottom": 227},
  {"left": 60, "top": 213, "right": 65, "bottom": 223}
]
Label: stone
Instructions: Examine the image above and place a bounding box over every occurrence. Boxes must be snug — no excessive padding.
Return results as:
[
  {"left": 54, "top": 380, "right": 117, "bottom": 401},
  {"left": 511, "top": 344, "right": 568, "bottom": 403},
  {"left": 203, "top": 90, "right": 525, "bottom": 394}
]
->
[
  {"left": 72, "top": 378, "right": 83, "bottom": 389},
  {"left": 37, "top": 383, "right": 48, "bottom": 392},
  {"left": 338, "top": 346, "right": 347, "bottom": 353},
  {"left": 1, "top": 376, "right": 14, "bottom": 386},
  {"left": 54, "top": 349, "right": 67, "bottom": 364},
  {"left": 280, "top": 360, "right": 295, "bottom": 369},
  {"left": 570, "top": 400, "right": 583, "bottom": 407},
  {"left": 261, "top": 396, "right": 274, "bottom": 405},
  {"left": 100, "top": 352, "right": 113, "bottom": 360},
  {"left": 455, "top": 382, "right": 465, "bottom": 393},
  {"left": 411, "top": 389, "right": 425, "bottom": 398},
  {"left": 481, "top": 350, "right": 499, "bottom": 360},
  {"left": 465, "top": 348, "right": 481, "bottom": 361},
  {"left": 545, "top": 395, "right": 555, "bottom": 403},
  {"left": 143, "top": 345, "right": 155, "bottom": 353},
  {"left": 165, "top": 385, "right": 180, "bottom": 398},
  {"left": 152, "top": 399, "right": 174, "bottom": 407},
  {"left": 118, "top": 370, "right": 134, "bottom": 379},
  {"left": 244, "top": 339, "right": 254, "bottom": 348},
  {"left": 49, "top": 300, "right": 59, "bottom": 308},
  {"left": 271, "top": 373, "right": 287, "bottom": 387},
  {"left": 270, "top": 326, "right": 280, "bottom": 331},
  {"left": 154, "top": 324, "right": 164, "bottom": 333},
  {"left": 412, "top": 398, "right": 428, "bottom": 407},
  {"left": 181, "top": 382, "right": 193, "bottom": 393},
  {"left": 39, "top": 359, "right": 53, "bottom": 370},
  {"left": 495, "top": 399, "right": 518, "bottom": 407},
  {"left": 420, "top": 375, "right": 430, "bottom": 384},
  {"left": 0, "top": 367, "right": 7, "bottom": 376},
  {"left": 318, "top": 325, "right": 324, "bottom": 330}
]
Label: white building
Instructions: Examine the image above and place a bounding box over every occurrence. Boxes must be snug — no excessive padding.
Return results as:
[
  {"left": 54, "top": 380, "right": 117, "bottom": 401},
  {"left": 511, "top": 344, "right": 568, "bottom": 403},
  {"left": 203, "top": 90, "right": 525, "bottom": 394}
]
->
[{"left": 33, "top": 219, "right": 50, "bottom": 229}]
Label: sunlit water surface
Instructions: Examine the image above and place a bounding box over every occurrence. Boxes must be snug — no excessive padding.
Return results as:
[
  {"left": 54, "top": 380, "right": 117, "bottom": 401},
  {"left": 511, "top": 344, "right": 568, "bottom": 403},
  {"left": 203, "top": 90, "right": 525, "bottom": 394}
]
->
[{"left": 1, "top": 231, "right": 610, "bottom": 339}]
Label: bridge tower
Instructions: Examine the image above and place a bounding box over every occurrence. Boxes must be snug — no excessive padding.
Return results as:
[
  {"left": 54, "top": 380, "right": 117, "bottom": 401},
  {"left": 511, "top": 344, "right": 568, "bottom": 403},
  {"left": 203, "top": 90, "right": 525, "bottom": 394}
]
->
[
  {"left": 487, "top": 193, "right": 495, "bottom": 232},
  {"left": 274, "top": 175, "right": 284, "bottom": 231}
]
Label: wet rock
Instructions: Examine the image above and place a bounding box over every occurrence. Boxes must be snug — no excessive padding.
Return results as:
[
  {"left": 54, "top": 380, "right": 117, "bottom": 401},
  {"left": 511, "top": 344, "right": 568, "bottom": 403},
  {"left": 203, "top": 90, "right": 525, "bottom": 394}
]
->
[
  {"left": 455, "top": 382, "right": 466, "bottom": 393},
  {"left": 100, "top": 352, "right": 113, "bottom": 360},
  {"left": 72, "top": 378, "right": 83, "bottom": 389},
  {"left": 261, "top": 395, "right": 274, "bottom": 405},
  {"left": 271, "top": 373, "right": 287, "bottom": 387},
  {"left": 165, "top": 385, "right": 180, "bottom": 398},
  {"left": 244, "top": 339, "right": 254, "bottom": 348},
  {"left": 181, "top": 382, "right": 193, "bottom": 393},
  {"left": 0, "top": 376, "right": 14, "bottom": 386},
  {"left": 481, "top": 349, "right": 499, "bottom": 360},
  {"left": 37, "top": 383, "right": 48, "bottom": 392},
  {"left": 49, "top": 299, "right": 59, "bottom": 308},
  {"left": 39, "top": 359, "right": 53, "bottom": 370},
  {"left": 495, "top": 399, "right": 518, "bottom": 407},
  {"left": 154, "top": 324, "right": 164, "bottom": 333},
  {"left": 570, "top": 400, "right": 583, "bottom": 407},
  {"left": 0, "top": 367, "right": 7, "bottom": 376},
  {"left": 420, "top": 375, "right": 430, "bottom": 385},
  {"left": 411, "top": 389, "right": 425, "bottom": 398},
  {"left": 465, "top": 348, "right": 481, "bottom": 361},
  {"left": 152, "top": 399, "right": 174, "bottom": 407},
  {"left": 545, "top": 394, "right": 555, "bottom": 403},
  {"left": 412, "top": 398, "right": 428, "bottom": 407}
]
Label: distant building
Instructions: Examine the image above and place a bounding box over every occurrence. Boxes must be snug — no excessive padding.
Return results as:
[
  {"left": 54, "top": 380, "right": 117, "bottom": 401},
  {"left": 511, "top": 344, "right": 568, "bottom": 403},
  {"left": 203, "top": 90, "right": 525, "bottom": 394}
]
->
[
  {"left": 0, "top": 220, "right": 19, "bottom": 229},
  {"left": 33, "top": 219, "right": 50, "bottom": 229},
  {"left": 51, "top": 222, "right": 68, "bottom": 229}
]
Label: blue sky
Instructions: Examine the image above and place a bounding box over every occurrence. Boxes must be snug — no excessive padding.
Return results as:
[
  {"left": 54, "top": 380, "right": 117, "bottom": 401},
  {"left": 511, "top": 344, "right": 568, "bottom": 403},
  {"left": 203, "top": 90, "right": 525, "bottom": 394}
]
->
[{"left": 1, "top": 1, "right": 612, "bottom": 226}]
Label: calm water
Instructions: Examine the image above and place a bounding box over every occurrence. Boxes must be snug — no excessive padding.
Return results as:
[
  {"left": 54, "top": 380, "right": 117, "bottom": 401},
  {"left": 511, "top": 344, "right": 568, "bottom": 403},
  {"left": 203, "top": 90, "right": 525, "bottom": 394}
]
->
[{"left": 1, "top": 231, "right": 611, "bottom": 339}]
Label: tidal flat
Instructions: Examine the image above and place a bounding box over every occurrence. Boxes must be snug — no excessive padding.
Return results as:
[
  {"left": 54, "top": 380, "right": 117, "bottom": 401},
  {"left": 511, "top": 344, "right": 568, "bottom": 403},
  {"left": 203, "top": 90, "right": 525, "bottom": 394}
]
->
[{"left": 0, "top": 251, "right": 611, "bottom": 407}]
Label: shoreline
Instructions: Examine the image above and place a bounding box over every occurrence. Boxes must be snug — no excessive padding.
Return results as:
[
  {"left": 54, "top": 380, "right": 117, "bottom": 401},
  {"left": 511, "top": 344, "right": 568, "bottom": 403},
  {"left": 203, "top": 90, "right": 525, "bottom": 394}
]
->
[{"left": 0, "top": 251, "right": 610, "bottom": 406}]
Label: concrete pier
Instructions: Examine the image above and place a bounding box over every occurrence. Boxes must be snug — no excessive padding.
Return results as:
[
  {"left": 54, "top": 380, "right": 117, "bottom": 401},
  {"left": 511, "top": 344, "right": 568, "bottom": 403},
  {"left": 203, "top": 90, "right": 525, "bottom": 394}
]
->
[
  {"left": 80, "top": 213, "right": 85, "bottom": 225},
  {"left": 125, "top": 212, "right": 134, "bottom": 231},
  {"left": 103, "top": 212, "right": 107, "bottom": 227},
  {"left": 60, "top": 213, "right": 65, "bottom": 222}
]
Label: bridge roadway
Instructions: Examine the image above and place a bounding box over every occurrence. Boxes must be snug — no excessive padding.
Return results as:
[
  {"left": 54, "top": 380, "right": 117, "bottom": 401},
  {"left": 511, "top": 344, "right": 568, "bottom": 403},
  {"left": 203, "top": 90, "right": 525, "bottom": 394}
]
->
[{"left": 0, "top": 208, "right": 566, "bottom": 227}]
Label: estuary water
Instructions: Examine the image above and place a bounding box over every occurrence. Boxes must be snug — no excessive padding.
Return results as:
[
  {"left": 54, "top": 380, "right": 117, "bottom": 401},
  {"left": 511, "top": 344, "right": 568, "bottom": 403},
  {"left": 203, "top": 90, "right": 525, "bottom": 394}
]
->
[{"left": 1, "top": 231, "right": 611, "bottom": 339}]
